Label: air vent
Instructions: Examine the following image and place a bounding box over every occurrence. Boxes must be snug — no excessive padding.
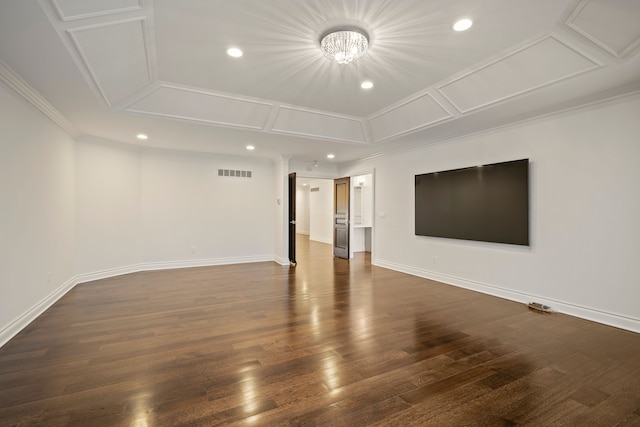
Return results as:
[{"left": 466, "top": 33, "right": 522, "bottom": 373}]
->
[
  {"left": 310, "top": 187, "right": 320, "bottom": 192},
  {"left": 218, "top": 169, "right": 252, "bottom": 178}
]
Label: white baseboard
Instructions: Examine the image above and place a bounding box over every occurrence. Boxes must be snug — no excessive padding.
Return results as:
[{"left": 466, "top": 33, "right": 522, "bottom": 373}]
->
[
  {"left": 1, "top": 255, "right": 283, "bottom": 348},
  {"left": 76, "top": 255, "right": 277, "bottom": 284},
  {"left": 138, "top": 255, "right": 275, "bottom": 274},
  {"left": 273, "top": 255, "right": 291, "bottom": 266},
  {"left": 75, "top": 264, "right": 141, "bottom": 284},
  {"left": 309, "top": 236, "right": 332, "bottom": 245},
  {"left": 374, "top": 259, "right": 640, "bottom": 334},
  {"left": 6, "top": 256, "right": 636, "bottom": 350},
  {"left": 0, "top": 277, "right": 76, "bottom": 348}
]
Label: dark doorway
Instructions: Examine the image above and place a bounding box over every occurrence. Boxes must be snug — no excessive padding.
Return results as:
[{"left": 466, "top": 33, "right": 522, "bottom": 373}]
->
[{"left": 288, "top": 172, "right": 297, "bottom": 266}]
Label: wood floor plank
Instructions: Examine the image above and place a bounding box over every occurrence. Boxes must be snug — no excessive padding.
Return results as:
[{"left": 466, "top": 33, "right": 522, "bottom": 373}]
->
[{"left": 1, "top": 235, "right": 640, "bottom": 425}]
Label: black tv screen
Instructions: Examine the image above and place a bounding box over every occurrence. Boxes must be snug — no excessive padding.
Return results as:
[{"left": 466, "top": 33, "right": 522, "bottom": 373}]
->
[{"left": 415, "top": 159, "right": 529, "bottom": 246}]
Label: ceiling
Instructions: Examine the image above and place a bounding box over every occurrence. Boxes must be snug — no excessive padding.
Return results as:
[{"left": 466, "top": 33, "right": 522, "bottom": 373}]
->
[{"left": 0, "top": 0, "right": 639, "bottom": 164}]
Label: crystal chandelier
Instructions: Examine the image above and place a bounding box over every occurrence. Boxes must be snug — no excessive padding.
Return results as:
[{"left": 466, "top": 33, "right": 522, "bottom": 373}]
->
[{"left": 320, "top": 28, "right": 369, "bottom": 65}]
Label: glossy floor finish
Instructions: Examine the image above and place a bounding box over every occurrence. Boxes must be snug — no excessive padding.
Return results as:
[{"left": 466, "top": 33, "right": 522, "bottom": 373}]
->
[{"left": 1, "top": 237, "right": 640, "bottom": 426}]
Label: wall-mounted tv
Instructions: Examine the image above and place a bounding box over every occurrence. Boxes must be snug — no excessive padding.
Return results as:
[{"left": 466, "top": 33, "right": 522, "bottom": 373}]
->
[{"left": 415, "top": 159, "right": 529, "bottom": 246}]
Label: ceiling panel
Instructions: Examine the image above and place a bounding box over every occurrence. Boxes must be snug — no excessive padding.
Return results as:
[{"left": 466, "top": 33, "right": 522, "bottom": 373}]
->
[
  {"left": 51, "top": 0, "right": 142, "bottom": 21},
  {"left": 68, "top": 18, "right": 152, "bottom": 107},
  {"left": 567, "top": 0, "right": 640, "bottom": 59},
  {"left": 1, "top": 0, "right": 639, "bottom": 163},
  {"left": 437, "top": 36, "right": 601, "bottom": 114},
  {"left": 369, "top": 93, "right": 452, "bottom": 143},
  {"left": 152, "top": 0, "right": 571, "bottom": 117},
  {"left": 272, "top": 107, "right": 367, "bottom": 144},
  {"left": 126, "top": 84, "right": 273, "bottom": 130}
]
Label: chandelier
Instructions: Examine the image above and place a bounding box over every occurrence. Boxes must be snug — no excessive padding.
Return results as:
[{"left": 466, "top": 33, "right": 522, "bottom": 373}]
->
[{"left": 320, "top": 28, "right": 369, "bottom": 64}]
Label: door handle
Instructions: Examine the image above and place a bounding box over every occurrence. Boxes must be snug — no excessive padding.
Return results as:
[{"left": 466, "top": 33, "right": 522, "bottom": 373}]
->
[{"left": 290, "top": 220, "right": 297, "bottom": 225}]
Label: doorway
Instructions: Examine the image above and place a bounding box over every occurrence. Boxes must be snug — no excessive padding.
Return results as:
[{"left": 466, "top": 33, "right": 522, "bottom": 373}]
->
[
  {"left": 288, "top": 172, "right": 297, "bottom": 266},
  {"left": 295, "top": 177, "right": 333, "bottom": 246},
  {"left": 293, "top": 172, "right": 374, "bottom": 261},
  {"left": 349, "top": 172, "right": 374, "bottom": 259},
  {"left": 333, "top": 177, "right": 350, "bottom": 259}
]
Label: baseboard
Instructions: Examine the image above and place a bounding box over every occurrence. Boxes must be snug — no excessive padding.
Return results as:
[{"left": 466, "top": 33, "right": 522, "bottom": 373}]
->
[
  {"left": 0, "top": 276, "right": 76, "bottom": 348},
  {"left": 8, "top": 257, "right": 635, "bottom": 351},
  {"left": 1, "top": 255, "right": 283, "bottom": 348},
  {"left": 75, "top": 264, "right": 142, "bottom": 284},
  {"left": 273, "top": 255, "right": 291, "bottom": 266},
  {"left": 138, "top": 255, "right": 275, "bottom": 272},
  {"left": 309, "top": 236, "right": 332, "bottom": 245},
  {"left": 374, "top": 259, "right": 640, "bottom": 334},
  {"left": 76, "top": 255, "right": 276, "bottom": 284}
]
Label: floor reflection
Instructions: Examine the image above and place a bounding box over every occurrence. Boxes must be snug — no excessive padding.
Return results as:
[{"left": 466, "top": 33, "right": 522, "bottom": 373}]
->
[{"left": 2, "top": 234, "right": 638, "bottom": 425}]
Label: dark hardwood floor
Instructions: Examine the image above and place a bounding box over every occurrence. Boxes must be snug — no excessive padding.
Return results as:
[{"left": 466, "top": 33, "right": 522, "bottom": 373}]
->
[{"left": 1, "top": 235, "right": 640, "bottom": 426}]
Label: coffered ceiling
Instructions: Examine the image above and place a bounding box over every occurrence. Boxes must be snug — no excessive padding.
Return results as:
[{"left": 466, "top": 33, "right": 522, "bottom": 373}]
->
[{"left": 0, "top": 0, "right": 639, "bottom": 163}]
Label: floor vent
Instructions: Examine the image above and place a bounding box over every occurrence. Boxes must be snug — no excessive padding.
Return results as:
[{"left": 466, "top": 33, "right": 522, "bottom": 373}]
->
[{"left": 218, "top": 169, "right": 252, "bottom": 178}]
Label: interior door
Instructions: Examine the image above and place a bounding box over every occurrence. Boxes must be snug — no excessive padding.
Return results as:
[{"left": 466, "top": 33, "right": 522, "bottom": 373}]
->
[
  {"left": 333, "top": 177, "right": 350, "bottom": 259},
  {"left": 288, "top": 172, "right": 297, "bottom": 266}
]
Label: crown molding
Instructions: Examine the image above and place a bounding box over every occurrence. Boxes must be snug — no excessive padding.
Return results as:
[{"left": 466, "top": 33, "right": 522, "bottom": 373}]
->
[{"left": 0, "top": 60, "right": 78, "bottom": 137}]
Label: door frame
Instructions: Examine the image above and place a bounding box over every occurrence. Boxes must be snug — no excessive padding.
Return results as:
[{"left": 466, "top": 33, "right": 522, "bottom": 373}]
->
[
  {"left": 288, "top": 172, "right": 297, "bottom": 266},
  {"left": 291, "top": 171, "right": 375, "bottom": 260},
  {"left": 333, "top": 176, "right": 350, "bottom": 259},
  {"left": 349, "top": 168, "right": 375, "bottom": 260}
]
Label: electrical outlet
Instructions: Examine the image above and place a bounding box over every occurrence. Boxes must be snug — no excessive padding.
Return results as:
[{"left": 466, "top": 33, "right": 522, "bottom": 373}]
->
[
  {"left": 191, "top": 246, "right": 196, "bottom": 254},
  {"left": 432, "top": 256, "right": 437, "bottom": 265}
]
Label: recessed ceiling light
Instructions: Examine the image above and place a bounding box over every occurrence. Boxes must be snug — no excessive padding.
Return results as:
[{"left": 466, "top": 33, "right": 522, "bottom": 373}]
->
[
  {"left": 227, "top": 47, "right": 243, "bottom": 58},
  {"left": 136, "top": 134, "right": 148, "bottom": 140},
  {"left": 327, "top": 154, "right": 335, "bottom": 159},
  {"left": 361, "top": 81, "right": 374, "bottom": 89},
  {"left": 246, "top": 145, "right": 255, "bottom": 150},
  {"left": 453, "top": 19, "right": 473, "bottom": 32}
]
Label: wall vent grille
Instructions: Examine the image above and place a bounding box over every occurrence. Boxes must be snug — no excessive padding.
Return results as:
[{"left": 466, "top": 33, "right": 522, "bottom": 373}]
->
[
  {"left": 310, "top": 187, "right": 320, "bottom": 192},
  {"left": 218, "top": 169, "right": 252, "bottom": 178}
]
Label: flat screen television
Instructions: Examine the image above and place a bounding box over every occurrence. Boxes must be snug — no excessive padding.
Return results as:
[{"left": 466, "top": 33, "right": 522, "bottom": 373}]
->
[{"left": 415, "top": 159, "right": 529, "bottom": 246}]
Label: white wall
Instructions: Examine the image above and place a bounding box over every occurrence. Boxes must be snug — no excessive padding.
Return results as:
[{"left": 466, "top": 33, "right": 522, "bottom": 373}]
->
[
  {"left": 76, "top": 141, "right": 141, "bottom": 276},
  {"left": 2, "top": 72, "right": 639, "bottom": 348},
  {"left": 309, "top": 179, "right": 334, "bottom": 244},
  {"left": 341, "top": 93, "right": 640, "bottom": 332},
  {"left": 0, "top": 83, "right": 76, "bottom": 345},
  {"left": 274, "top": 158, "right": 288, "bottom": 265},
  {"left": 289, "top": 160, "right": 339, "bottom": 179},
  {"left": 140, "top": 151, "right": 275, "bottom": 264},
  {"left": 76, "top": 142, "right": 277, "bottom": 280},
  {"left": 296, "top": 184, "right": 310, "bottom": 235}
]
